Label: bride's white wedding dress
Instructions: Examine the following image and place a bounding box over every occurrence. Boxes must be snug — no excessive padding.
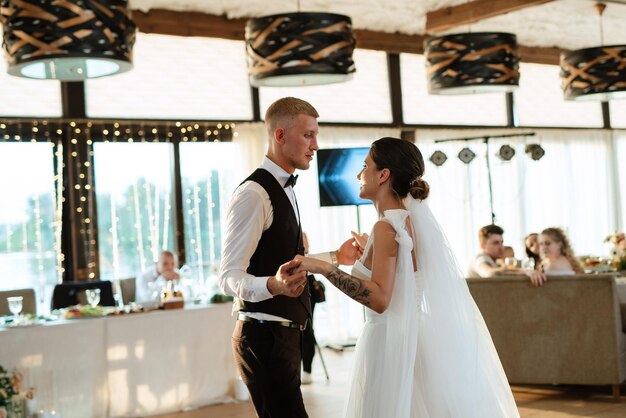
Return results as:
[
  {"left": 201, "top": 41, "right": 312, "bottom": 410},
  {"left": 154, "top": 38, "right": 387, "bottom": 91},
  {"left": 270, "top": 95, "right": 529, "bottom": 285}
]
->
[{"left": 344, "top": 199, "right": 520, "bottom": 418}]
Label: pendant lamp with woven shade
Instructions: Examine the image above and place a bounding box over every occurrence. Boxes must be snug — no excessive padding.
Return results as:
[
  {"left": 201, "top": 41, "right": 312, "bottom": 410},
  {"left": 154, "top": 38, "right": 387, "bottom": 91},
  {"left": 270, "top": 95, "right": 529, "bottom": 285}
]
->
[
  {"left": 560, "top": 3, "right": 626, "bottom": 101},
  {"left": 424, "top": 32, "right": 520, "bottom": 94},
  {"left": 1, "top": 0, "right": 136, "bottom": 80},
  {"left": 245, "top": 12, "right": 356, "bottom": 87}
]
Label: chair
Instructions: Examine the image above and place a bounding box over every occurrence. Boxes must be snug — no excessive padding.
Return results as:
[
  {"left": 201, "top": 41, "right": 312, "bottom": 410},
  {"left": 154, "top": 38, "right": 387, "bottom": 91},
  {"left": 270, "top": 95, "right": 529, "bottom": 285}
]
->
[
  {"left": 0, "top": 288, "right": 37, "bottom": 316},
  {"left": 51, "top": 280, "right": 115, "bottom": 310},
  {"left": 118, "top": 277, "right": 136, "bottom": 305}
]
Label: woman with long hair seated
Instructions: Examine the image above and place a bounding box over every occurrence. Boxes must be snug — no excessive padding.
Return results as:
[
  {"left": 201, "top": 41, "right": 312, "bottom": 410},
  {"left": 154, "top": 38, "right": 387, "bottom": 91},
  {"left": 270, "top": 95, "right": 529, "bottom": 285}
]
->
[
  {"left": 524, "top": 233, "right": 541, "bottom": 270},
  {"left": 539, "top": 227, "right": 584, "bottom": 275}
]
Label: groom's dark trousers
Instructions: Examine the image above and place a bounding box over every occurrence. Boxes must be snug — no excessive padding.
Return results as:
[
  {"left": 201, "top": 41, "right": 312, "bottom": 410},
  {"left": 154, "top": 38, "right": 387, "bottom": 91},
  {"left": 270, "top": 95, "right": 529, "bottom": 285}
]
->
[{"left": 233, "top": 320, "right": 307, "bottom": 417}]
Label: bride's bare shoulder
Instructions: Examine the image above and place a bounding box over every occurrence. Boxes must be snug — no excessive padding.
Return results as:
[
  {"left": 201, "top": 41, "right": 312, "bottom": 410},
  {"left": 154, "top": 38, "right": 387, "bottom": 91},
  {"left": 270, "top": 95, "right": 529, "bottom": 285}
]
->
[{"left": 372, "top": 220, "right": 397, "bottom": 242}]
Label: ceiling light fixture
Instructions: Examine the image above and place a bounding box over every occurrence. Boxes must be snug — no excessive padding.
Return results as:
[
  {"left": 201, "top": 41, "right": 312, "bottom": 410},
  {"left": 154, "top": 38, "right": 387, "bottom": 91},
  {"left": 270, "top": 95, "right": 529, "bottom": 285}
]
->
[
  {"left": 429, "top": 150, "right": 448, "bottom": 166},
  {"left": 497, "top": 144, "right": 515, "bottom": 161},
  {"left": 458, "top": 147, "right": 477, "bottom": 164},
  {"left": 525, "top": 144, "right": 545, "bottom": 161},
  {"left": 424, "top": 32, "right": 520, "bottom": 94},
  {"left": 560, "top": 3, "right": 626, "bottom": 101},
  {"left": 1, "top": 0, "right": 136, "bottom": 80},
  {"left": 245, "top": 4, "right": 356, "bottom": 87}
]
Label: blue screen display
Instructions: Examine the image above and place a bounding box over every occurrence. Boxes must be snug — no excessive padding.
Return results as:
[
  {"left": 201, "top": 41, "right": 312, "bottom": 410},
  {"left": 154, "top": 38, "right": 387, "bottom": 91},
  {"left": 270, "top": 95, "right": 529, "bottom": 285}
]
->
[{"left": 317, "top": 147, "right": 372, "bottom": 207}]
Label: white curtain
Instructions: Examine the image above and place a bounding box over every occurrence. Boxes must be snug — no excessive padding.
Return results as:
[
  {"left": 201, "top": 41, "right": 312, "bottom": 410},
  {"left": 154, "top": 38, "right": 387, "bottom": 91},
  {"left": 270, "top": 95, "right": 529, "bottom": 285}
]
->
[
  {"left": 232, "top": 122, "right": 267, "bottom": 175},
  {"left": 613, "top": 130, "right": 626, "bottom": 231},
  {"left": 413, "top": 128, "right": 619, "bottom": 267}
]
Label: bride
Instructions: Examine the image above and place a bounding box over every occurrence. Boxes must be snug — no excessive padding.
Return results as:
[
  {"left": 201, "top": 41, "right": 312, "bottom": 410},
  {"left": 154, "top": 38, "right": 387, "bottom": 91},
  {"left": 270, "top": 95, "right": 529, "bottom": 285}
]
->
[{"left": 297, "top": 137, "right": 519, "bottom": 417}]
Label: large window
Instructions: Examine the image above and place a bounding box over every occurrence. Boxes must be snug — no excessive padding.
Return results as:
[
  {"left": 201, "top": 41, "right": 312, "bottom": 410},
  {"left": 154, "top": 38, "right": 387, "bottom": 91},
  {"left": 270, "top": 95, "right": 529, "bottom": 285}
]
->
[
  {"left": 259, "top": 49, "right": 392, "bottom": 123},
  {"left": 400, "top": 54, "right": 509, "bottom": 126},
  {"left": 514, "top": 63, "right": 604, "bottom": 128},
  {"left": 94, "top": 143, "right": 175, "bottom": 279},
  {"left": 0, "top": 60, "right": 62, "bottom": 117},
  {"left": 179, "top": 142, "right": 243, "bottom": 286},
  {"left": 86, "top": 34, "right": 253, "bottom": 120},
  {"left": 0, "top": 143, "right": 59, "bottom": 298}
]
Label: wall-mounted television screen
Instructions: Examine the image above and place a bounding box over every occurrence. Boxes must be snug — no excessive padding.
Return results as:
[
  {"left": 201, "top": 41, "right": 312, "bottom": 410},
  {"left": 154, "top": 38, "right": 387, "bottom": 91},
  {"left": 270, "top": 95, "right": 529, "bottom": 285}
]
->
[{"left": 317, "top": 147, "right": 372, "bottom": 207}]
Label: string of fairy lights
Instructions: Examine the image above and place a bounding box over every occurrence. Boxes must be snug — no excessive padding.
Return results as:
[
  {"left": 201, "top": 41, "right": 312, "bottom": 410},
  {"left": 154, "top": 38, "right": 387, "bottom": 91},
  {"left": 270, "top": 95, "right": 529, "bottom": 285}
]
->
[{"left": 0, "top": 118, "right": 236, "bottom": 285}]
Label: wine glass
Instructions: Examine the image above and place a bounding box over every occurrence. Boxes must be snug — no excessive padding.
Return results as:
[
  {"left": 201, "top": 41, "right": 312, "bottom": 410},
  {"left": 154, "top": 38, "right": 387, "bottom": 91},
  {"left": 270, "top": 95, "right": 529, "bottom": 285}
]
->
[
  {"left": 85, "top": 289, "right": 101, "bottom": 308},
  {"left": 504, "top": 257, "right": 518, "bottom": 270},
  {"left": 7, "top": 296, "right": 23, "bottom": 323},
  {"left": 522, "top": 257, "right": 536, "bottom": 271}
]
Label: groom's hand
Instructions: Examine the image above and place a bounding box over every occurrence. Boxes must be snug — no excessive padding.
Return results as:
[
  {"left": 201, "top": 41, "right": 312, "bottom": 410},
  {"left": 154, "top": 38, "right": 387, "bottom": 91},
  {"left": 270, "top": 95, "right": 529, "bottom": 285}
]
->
[{"left": 267, "top": 259, "right": 308, "bottom": 297}]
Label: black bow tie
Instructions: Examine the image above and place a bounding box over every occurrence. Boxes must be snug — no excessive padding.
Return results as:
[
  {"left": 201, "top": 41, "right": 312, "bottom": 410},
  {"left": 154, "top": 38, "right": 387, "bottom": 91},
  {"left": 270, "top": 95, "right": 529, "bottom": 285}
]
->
[{"left": 284, "top": 174, "right": 298, "bottom": 188}]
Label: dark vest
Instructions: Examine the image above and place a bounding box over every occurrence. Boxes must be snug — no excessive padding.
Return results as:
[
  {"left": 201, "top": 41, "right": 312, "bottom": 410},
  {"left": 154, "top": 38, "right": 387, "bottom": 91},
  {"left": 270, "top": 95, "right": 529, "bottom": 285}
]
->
[{"left": 235, "top": 168, "right": 311, "bottom": 325}]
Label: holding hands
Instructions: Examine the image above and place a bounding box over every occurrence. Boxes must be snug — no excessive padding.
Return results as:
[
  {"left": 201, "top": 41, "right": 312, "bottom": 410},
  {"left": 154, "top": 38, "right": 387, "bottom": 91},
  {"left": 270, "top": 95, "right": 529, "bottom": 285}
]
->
[
  {"left": 295, "top": 255, "right": 330, "bottom": 275},
  {"left": 267, "top": 259, "right": 308, "bottom": 297}
]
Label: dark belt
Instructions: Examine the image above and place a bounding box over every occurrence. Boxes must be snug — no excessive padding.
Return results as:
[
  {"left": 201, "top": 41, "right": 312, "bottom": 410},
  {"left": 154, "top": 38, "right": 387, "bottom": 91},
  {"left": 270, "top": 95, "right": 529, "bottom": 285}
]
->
[{"left": 237, "top": 313, "right": 306, "bottom": 331}]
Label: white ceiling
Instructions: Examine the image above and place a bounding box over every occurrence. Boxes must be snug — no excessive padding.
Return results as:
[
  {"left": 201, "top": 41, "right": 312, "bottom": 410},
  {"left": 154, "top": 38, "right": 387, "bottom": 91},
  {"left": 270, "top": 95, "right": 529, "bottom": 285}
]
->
[{"left": 132, "top": 0, "right": 626, "bottom": 50}]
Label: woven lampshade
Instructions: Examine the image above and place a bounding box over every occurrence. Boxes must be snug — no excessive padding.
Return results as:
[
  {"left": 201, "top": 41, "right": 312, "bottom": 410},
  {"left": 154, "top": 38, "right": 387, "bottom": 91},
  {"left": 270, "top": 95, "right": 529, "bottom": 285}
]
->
[
  {"left": 424, "top": 32, "right": 520, "bottom": 94},
  {"left": 560, "top": 45, "right": 626, "bottom": 101},
  {"left": 245, "top": 12, "right": 356, "bottom": 87},
  {"left": 0, "top": 0, "right": 136, "bottom": 80}
]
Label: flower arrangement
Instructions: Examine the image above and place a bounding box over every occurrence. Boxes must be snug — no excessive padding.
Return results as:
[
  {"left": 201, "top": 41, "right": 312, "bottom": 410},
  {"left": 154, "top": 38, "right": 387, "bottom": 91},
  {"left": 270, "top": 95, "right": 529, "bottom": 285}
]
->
[
  {"left": 605, "top": 232, "right": 626, "bottom": 271},
  {"left": 0, "top": 366, "right": 19, "bottom": 408},
  {"left": 0, "top": 366, "right": 34, "bottom": 418}
]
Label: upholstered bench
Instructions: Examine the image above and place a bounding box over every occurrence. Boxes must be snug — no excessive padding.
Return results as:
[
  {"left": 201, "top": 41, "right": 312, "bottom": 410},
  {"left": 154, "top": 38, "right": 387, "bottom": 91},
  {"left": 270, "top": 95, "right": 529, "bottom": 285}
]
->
[{"left": 467, "top": 274, "right": 626, "bottom": 400}]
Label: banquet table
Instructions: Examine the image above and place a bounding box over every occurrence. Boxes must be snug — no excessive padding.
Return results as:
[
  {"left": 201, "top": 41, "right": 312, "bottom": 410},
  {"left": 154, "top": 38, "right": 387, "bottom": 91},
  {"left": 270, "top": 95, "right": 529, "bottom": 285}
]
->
[{"left": 0, "top": 303, "right": 238, "bottom": 418}]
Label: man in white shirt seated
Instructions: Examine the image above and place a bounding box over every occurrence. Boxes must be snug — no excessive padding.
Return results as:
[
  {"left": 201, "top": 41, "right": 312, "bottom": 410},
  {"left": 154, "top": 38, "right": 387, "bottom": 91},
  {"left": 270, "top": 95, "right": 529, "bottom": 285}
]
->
[
  {"left": 467, "top": 225, "right": 507, "bottom": 278},
  {"left": 136, "top": 250, "right": 180, "bottom": 302}
]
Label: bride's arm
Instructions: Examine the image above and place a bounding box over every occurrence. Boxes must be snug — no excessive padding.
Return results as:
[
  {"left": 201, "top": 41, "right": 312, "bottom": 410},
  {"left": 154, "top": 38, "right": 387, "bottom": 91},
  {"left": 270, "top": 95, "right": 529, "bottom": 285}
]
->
[{"left": 297, "top": 221, "right": 398, "bottom": 314}]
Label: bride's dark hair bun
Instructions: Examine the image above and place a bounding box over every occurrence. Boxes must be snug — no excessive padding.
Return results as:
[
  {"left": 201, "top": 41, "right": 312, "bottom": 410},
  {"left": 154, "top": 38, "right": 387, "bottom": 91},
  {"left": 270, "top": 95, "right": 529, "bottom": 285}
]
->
[
  {"left": 370, "top": 137, "right": 429, "bottom": 200},
  {"left": 410, "top": 178, "right": 430, "bottom": 200}
]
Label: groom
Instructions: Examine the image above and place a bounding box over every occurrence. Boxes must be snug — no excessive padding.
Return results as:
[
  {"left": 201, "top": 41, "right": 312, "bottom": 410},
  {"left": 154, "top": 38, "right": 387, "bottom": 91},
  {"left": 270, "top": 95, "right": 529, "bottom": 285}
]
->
[{"left": 219, "top": 96, "right": 360, "bottom": 417}]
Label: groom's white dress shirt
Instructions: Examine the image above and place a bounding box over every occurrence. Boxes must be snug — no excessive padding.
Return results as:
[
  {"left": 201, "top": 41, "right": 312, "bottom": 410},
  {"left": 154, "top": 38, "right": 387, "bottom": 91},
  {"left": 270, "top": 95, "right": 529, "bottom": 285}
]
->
[{"left": 219, "top": 156, "right": 331, "bottom": 322}]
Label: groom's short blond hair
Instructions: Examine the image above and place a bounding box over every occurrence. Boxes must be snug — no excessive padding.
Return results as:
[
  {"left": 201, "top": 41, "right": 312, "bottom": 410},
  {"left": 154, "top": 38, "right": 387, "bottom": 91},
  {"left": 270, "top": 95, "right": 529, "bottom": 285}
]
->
[{"left": 265, "top": 97, "right": 319, "bottom": 137}]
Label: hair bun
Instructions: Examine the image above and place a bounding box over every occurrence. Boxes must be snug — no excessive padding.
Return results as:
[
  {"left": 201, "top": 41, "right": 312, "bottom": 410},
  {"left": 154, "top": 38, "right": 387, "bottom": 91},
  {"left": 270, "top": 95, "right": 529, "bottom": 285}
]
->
[{"left": 410, "top": 178, "right": 429, "bottom": 200}]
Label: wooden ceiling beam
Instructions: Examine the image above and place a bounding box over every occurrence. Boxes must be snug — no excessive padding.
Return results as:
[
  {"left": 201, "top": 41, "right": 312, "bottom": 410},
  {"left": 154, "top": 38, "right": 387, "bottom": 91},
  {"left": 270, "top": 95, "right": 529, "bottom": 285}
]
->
[
  {"left": 426, "top": 0, "right": 555, "bottom": 33},
  {"left": 132, "top": 9, "right": 561, "bottom": 65}
]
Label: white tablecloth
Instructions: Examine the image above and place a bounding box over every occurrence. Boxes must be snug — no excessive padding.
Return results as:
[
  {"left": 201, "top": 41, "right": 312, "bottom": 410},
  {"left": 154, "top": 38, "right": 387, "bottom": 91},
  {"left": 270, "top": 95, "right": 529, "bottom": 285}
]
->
[{"left": 0, "top": 303, "right": 237, "bottom": 418}]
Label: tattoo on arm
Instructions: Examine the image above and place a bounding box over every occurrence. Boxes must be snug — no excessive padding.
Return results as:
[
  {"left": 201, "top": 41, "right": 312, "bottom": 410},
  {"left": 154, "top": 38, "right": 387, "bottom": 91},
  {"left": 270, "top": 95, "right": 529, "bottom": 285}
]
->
[{"left": 326, "top": 267, "right": 371, "bottom": 307}]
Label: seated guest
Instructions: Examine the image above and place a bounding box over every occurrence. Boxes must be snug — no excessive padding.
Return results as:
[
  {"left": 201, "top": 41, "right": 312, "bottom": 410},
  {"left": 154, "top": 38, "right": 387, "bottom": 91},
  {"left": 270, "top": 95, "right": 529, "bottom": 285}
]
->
[
  {"left": 467, "top": 225, "right": 548, "bottom": 287},
  {"left": 136, "top": 250, "right": 180, "bottom": 302},
  {"left": 524, "top": 233, "right": 541, "bottom": 270},
  {"left": 467, "top": 225, "right": 506, "bottom": 278},
  {"left": 539, "top": 227, "right": 584, "bottom": 275}
]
